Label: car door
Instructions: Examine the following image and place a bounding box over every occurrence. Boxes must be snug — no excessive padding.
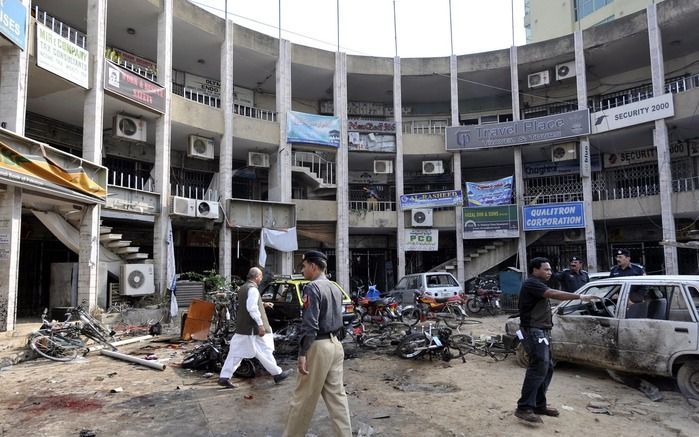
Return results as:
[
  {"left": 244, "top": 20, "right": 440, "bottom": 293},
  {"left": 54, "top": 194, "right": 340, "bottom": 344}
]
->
[
  {"left": 616, "top": 282, "right": 698, "bottom": 376},
  {"left": 262, "top": 283, "right": 298, "bottom": 325}
]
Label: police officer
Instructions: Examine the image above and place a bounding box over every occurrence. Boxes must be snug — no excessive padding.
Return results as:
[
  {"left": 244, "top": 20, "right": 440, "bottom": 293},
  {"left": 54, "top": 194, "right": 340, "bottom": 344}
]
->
[
  {"left": 554, "top": 256, "right": 589, "bottom": 292},
  {"left": 609, "top": 248, "right": 646, "bottom": 277},
  {"left": 283, "top": 250, "right": 351, "bottom": 437}
]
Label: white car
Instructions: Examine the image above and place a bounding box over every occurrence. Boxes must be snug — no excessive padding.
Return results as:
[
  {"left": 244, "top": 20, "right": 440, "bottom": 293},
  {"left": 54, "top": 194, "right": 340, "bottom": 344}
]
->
[{"left": 389, "top": 272, "right": 463, "bottom": 303}]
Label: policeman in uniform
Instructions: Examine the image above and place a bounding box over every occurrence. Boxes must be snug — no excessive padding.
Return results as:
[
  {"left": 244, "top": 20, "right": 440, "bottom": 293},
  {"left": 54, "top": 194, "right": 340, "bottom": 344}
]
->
[
  {"left": 554, "top": 256, "right": 590, "bottom": 292},
  {"left": 609, "top": 248, "right": 646, "bottom": 277},
  {"left": 283, "top": 250, "right": 351, "bottom": 437}
]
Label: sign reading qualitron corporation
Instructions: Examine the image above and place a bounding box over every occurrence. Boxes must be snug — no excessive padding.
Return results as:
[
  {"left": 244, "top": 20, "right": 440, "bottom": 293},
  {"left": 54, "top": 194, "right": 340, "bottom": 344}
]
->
[
  {"left": 104, "top": 60, "right": 165, "bottom": 113},
  {"left": 522, "top": 202, "right": 585, "bottom": 231},
  {"left": 463, "top": 205, "right": 519, "bottom": 239},
  {"left": 405, "top": 229, "right": 438, "bottom": 251},
  {"left": 0, "top": 0, "right": 27, "bottom": 50},
  {"left": 590, "top": 94, "right": 674, "bottom": 134},
  {"left": 445, "top": 110, "right": 590, "bottom": 150},
  {"left": 400, "top": 190, "right": 463, "bottom": 210},
  {"left": 36, "top": 23, "right": 89, "bottom": 88}
]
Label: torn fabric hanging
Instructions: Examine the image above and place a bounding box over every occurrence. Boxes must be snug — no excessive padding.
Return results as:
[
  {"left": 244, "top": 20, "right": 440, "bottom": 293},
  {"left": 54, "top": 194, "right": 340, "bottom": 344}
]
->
[{"left": 258, "top": 227, "right": 298, "bottom": 267}]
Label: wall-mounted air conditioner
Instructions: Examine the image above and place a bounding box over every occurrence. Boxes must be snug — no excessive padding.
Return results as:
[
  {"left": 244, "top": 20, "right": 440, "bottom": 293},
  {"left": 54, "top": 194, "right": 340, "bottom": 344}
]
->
[
  {"left": 113, "top": 114, "right": 147, "bottom": 142},
  {"left": 422, "top": 161, "right": 444, "bottom": 175},
  {"left": 196, "top": 200, "right": 219, "bottom": 219},
  {"left": 555, "top": 61, "right": 576, "bottom": 81},
  {"left": 564, "top": 228, "right": 584, "bottom": 242},
  {"left": 528, "top": 70, "right": 550, "bottom": 88},
  {"left": 411, "top": 208, "right": 433, "bottom": 227},
  {"left": 551, "top": 142, "right": 577, "bottom": 162},
  {"left": 248, "top": 152, "right": 270, "bottom": 168},
  {"left": 373, "top": 160, "right": 393, "bottom": 174},
  {"left": 187, "top": 135, "right": 215, "bottom": 160},
  {"left": 121, "top": 263, "right": 155, "bottom": 296},
  {"left": 171, "top": 196, "right": 196, "bottom": 217}
]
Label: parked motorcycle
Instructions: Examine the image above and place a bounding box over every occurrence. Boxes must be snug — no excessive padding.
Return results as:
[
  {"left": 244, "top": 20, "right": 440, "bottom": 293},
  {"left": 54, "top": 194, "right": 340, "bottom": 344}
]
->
[
  {"left": 465, "top": 276, "right": 502, "bottom": 315},
  {"left": 396, "top": 324, "right": 465, "bottom": 362},
  {"left": 356, "top": 285, "right": 402, "bottom": 326},
  {"left": 401, "top": 292, "right": 466, "bottom": 328}
]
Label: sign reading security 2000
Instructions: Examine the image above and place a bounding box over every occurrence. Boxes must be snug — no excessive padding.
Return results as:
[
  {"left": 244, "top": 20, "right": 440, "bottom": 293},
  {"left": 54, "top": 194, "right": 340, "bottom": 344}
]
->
[
  {"left": 0, "top": 0, "right": 27, "bottom": 50},
  {"left": 522, "top": 202, "right": 585, "bottom": 231},
  {"left": 446, "top": 110, "right": 590, "bottom": 150},
  {"left": 287, "top": 111, "right": 340, "bottom": 147}
]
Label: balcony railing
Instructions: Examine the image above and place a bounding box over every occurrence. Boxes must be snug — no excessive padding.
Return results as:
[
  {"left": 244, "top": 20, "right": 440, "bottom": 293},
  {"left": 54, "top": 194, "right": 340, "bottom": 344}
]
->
[
  {"left": 171, "top": 184, "right": 219, "bottom": 201},
  {"left": 402, "top": 121, "right": 448, "bottom": 135},
  {"left": 108, "top": 170, "right": 155, "bottom": 192},
  {"left": 349, "top": 200, "right": 397, "bottom": 212},
  {"left": 293, "top": 151, "right": 336, "bottom": 185},
  {"left": 108, "top": 55, "right": 158, "bottom": 82},
  {"left": 171, "top": 83, "right": 221, "bottom": 108},
  {"left": 34, "top": 7, "right": 87, "bottom": 49},
  {"left": 234, "top": 103, "right": 277, "bottom": 122}
]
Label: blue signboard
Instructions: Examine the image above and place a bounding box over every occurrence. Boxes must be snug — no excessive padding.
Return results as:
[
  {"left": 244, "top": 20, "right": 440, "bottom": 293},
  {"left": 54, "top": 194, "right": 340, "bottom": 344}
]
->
[
  {"left": 287, "top": 111, "right": 340, "bottom": 147},
  {"left": 400, "top": 190, "right": 463, "bottom": 210},
  {"left": 522, "top": 202, "right": 585, "bottom": 231},
  {"left": 0, "top": 0, "right": 27, "bottom": 50},
  {"left": 524, "top": 154, "right": 601, "bottom": 179},
  {"left": 465, "top": 176, "right": 513, "bottom": 206}
]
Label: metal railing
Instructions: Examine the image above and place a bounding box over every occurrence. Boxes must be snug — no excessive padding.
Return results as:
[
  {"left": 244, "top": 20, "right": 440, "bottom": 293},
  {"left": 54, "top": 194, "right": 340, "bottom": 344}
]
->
[
  {"left": 107, "top": 55, "right": 158, "bottom": 82},
  {"left": 293, "top": 151, "right": 336, "bottom": 185},
  {"left": 34, "top": 7, "right": 87, "bottom": 49},
  {"left": 402, "top": 120, "right": 448, "bottom": 135},
  {"left": 171, "top": 185, "right": 219, "bottom": 201},
  {"left": 234, "top": 103, "right": 277, "bottom": 122},
  {"left": 171, "top": 83, "right": 221, "bottom": 108},
  {"left": 108, "top": 170, "right": 155, "bottom": 192},
  {"left": 349, "top": 200, "right": 397, "bottom": 212}
]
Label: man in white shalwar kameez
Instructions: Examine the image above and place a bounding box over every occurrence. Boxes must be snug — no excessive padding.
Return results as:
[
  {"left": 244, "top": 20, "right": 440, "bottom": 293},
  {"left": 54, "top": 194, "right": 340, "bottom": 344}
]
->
[{"left": 218, "top": 267, "right": 290, "bottom": 388}]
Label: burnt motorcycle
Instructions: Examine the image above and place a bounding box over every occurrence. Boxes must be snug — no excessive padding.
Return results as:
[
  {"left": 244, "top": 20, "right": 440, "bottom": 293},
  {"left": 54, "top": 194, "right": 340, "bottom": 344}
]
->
[{"left": 465, "top": 276, "right": 501, "bottom": 316}]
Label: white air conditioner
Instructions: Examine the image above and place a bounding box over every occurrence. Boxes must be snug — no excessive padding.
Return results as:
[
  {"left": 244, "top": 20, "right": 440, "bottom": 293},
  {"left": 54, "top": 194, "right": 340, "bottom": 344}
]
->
[
  {"left": 555, "top": 61, "right": 576, "bottom": 81},
  {"left": 411, "top": 208, "right": 433, "bottom": 227},
  {"left": 113, "top": 114, "right": 147, "bottom": 142},
  {"left": 551, "top": 142, "right": 577, "bottom": 162},
  {"left": 121, "top": 264, "right": 155, "bottom": 296},
  {"left": 196, "top": 200, "right": 219, "bottom": 219},
  {"left": 248, "top": 152, "right": 270, "bottom": 168},
  {"left": 171, "top": 196, "right": 196, "bottom": 217},
  {"left": 528, "top": 70, "right": 550, "bottom": 88},
  {"left": 373, "top": 160, "right": 393, "bottom": 174},
  {"left": 564, "top": 228, "right": 584, "bottom": 242},
  {"left": 187, "top": 135, "right": 215, "bottom": 160},
  {"left": 422, "top": 160, "right": 444, "bottom": 175}
]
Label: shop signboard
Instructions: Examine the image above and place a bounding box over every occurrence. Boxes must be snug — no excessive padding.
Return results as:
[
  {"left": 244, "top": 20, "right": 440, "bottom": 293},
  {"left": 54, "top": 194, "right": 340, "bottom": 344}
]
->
[
  {"left": 104, "top": 60, "right": 165, "bottom": 113},
  {"left": 287, "top": 111, "right": 340, "bottom": 147},
  {"left": 348, "top": 119, "right": 396, "bottom": 133},
  {"left": 603, "top": 142, "right": 688, "bottom": 168},
  {"left": 184, "top": 72, "right": 221, "bottom": 97},
  {"left": 446, "top": 110, "right": 590, "bottom": 150},
  {"left": 400, "top": 190, "right": 463, "bottom": 210},
  {"left": 36, "top": 23, "right": 89, "bottom": 88},
  {"left": 405, "top": 229, "right": 438, "bottom": 251},
  {"left": 465, "top": 176, "right": 513, "bottom": 206},
  {"left": 524, "top": 155, "right": 601, "bottom": 179},
  {"left": 463, "top": 205, "right": 518, "bottom": 239},
  {"left": 590, "top": 94, "right": 674, "bottom": 134},
  {"left": 0, "top": 0, "right": 27, "bottom": 50},
  {"left": 522, "top": 202, "right": 585, "bottom": 231}
]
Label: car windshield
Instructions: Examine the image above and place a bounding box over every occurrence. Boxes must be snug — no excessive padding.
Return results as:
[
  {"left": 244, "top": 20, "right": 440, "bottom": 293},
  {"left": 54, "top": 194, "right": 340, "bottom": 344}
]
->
[{"left": 426, "top": 274, "right": 458, "bottom": 288}]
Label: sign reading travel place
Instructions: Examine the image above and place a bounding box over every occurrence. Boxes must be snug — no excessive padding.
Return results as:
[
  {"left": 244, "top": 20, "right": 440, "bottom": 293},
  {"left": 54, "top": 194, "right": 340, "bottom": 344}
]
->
[
  {"left": 522, "top": 202, "right": 585, "bottom": 231},
  {"left": 36, "top": 23, "right": 89, "bottom": 89},
  {"left": 399, "top": 190, "right": 463, "bottom": 210},
  {"left": 590, "top": 94, "right": 674, "bottom": 134},
  {"left": 404, "top": 229, "right": 438, "bottom": 251},
  {"left": 465, "top": 176, "right": 513, "bottom": 206},
  {"left": 463, "top": 205, "right": 519, "bottom": 239},
  {"left": 524, "top": 155, "right": 601, "bottom": 179},
  {"left": 0, "top": 0, "right": 26, "bottom": 50},
  {"left": 603, "top": 142, "right": 688, "bottom": 168},
  {"left": 287, "top": 111, "right": 340, "bottom": 148},
  {"left": 445, "top": 110, "right": 590, "bottom": 150},
  {"left": 104, "top": 60, "right": 166, "bottom": 113}
]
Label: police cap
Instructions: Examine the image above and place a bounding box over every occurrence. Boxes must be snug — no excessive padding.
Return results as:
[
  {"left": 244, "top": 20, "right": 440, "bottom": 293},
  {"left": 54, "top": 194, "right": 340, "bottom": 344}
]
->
[
  {"left": 615, "top": 248, "right": 630, "bottom": 257},
  {"left": 302, "top": 250, "right": 328, "bottom": 262}
]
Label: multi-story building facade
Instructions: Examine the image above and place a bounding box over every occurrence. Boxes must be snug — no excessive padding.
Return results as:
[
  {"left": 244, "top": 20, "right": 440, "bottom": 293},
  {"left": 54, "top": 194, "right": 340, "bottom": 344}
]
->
[{"left": 1, "top": 0, "right": 698, "bottom": 332}]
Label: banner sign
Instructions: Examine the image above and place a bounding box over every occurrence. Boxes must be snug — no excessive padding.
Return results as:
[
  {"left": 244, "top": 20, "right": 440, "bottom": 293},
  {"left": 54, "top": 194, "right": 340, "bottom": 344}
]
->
[
  {"left": 348, "top": 119, "right": 396, "bottom": 133},
  {"left": 348, "top": 132, "right": 396, "bottom": 152},
  {"left": 405, "top": 229, "right": 438, "bottom": 251},
  {"left": 105, "top": 47, "right": 157, "bottom": 75},
  {"left": 446, "top": 109, "right": 590, "bottom": 150},
  {"left": 603, "top": 143, "right": 688, "bottom": 168},
  {"left": 0, "top": 0, "right": 27, "bottom": 50},
  {"left": 400, "top": 190, "right": 463, "bottom": 210},
  {"left": 465, "top": 176, "right": 513, "bottom": 206},
  {"left": 36, "top": 23, "right": 89, "bottom": 88},
  {"left": 463, "top": 205, "right": 519, "bottom": 239},
  {"left": 287, "top": 111, "right": 340, "bottom": 147},
  {"left": 523, "top": 202, "right": 585, "bottom": 231},
  {"left": 524, "top": 155, "right": 601, "bottom": 179},
  {"left": 104, "top": 60, "right": 165, "bottom": 113},
  {"left": 590, "top": 94, "right": 674, "bottom": 134}
]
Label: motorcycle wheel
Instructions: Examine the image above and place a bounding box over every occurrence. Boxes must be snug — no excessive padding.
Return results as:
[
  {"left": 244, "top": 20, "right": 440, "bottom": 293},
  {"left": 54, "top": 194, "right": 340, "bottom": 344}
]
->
[
  {"left": 443, "top": 305, "right": 464, "bottom": 328},
  {"left": 401, "top": 308, "right": 420, "bottom": 326},
  {"left": 466, "top": 298, "right": 482, "bottom": 314},
  {"left": 234, "top": 359, "right": 256, "bottom": 378},
  {"left": 486, "top": 302, "right": 499, "bottom": 316},
  {"left": 396, "top": 333, "right": 428, "bottom": 359}
]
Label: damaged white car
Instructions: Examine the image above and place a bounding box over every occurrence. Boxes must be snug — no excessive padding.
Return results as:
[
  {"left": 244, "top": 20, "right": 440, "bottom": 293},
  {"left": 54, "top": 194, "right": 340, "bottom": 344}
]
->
[{"left": 505, "top": 276, "right": 699, "bottom": 400}]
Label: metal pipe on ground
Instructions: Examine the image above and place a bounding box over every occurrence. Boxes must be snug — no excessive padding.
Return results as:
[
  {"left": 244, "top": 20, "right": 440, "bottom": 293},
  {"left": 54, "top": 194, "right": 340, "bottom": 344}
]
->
[
  {"left": 100, "top": 349, "right": 166, "bottom": 371},
  {"left": 87, "top": 335, "right": 155, "bottom": 353}
]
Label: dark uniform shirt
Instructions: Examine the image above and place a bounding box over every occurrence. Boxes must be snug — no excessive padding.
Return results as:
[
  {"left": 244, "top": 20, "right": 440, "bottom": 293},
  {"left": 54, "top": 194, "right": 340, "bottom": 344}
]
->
[
  {"left": 555, "top": 269, "right": 589, "bottom": 292},
  {"left": 518, "top": 277, "right": 553, "bottom": 329},
  {"left": 298, "top": 274, "right": 344, "bottom": 356},
  {"left": 609, "top": 263, "right": 645, "bottom": 277}
]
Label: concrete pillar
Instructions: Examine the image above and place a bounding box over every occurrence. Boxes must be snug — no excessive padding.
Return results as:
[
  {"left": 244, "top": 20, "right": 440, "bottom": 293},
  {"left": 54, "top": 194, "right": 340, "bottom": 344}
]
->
[
  {"left": 0, "top": 187, "right": 22, "bottom": 332},
  {"left": 510, "top": 46, "right": 527, "bottom": 274},
  {"left": 78, "top": 0, "right": 108, "bottom": 309},
  {"left": 647, "top": 4, "right": 678, "bottom": 274},
  {"left": 218, "top": 15, "right": 234, "bottom": 278},
  {"left": 574, "top": 30, "right": 598, "bottom": 273},
  {"left": 394, "top": 57, "right": 405, "bottom": 280},
  {"left": 450, "top": 54, "right": 464, "bottom": 285},
  {"left": 153, "top": 0, "right": 174, "bottom": 293},
  {"left": 334, "top": 52, "right": 349, "bottom": 290},
  {"left": 0, "top": 0, "right": 29, "bottom": 133}
]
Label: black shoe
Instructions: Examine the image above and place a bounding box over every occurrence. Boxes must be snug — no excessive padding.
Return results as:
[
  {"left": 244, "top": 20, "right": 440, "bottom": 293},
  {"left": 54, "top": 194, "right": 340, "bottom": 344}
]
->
[
  {"left": 534, "top": 406, "right": 560, "bottom": 417},
  {"left": 273, "top": 369, "right": 291, "bottom": 384},
  {"left": 217, "top": 378, "right": 236, "bottom": 389},
  {"left": 515, "top": 408, "right": 543, "bottom": 423}
]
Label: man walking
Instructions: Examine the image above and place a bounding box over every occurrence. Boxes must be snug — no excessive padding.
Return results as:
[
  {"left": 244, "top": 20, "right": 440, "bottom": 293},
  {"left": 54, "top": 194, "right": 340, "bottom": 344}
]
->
[
  {"left": 515, "top": 257, "right": 598, "bottom": 424},
  {"left": 283, "top": 250, "right": 351, "bottom": 437},
  {"left": 554, "top": 256, "right": 589, "bottom": 292},
  {"left": 218, "top": 267, "right": 290, "bottom": 388},
  {"left": 609, "top": 248, "right": 646, "bottom": 277}
]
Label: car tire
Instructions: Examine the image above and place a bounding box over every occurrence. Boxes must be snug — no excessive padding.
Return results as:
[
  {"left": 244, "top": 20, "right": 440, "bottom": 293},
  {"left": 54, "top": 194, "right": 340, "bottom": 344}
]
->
[
  {"left": 515, "top": 342, "right": 529, "bottom": 368},
  {"left": 677, "top": 360, "right": 699, "bottom": 400}
]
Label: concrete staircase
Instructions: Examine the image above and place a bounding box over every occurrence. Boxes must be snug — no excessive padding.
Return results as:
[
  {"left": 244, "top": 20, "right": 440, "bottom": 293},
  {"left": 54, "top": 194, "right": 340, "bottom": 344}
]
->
[{"left": 292, "top": 151, "right": 336, "bottom": 197}]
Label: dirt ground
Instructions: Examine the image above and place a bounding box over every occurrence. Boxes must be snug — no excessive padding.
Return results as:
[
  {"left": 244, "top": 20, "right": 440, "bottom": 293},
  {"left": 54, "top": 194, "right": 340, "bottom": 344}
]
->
[{"left": 1, "top": 315, "right": 698, "bottom": 437}]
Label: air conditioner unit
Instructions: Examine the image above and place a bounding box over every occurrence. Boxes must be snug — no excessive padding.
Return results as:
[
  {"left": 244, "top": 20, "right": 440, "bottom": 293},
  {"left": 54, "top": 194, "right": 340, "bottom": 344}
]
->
[
  {"left": 564, "top": 228, "right": 584, "bottom": 242},
  {"left": 113, "top": 114, "right": 147, "bottom": 142},
  {"left": 196, "top": 200, "right": 219, "bottom": 219},
  {"left": 120, "top": 264, "right": 155, "bottom": 296},
  {"left": 373, "top": 160, "right": 393, "bottom": 174},
  {"left": 411, "top": 208, "right": 433, "bottom": 227},
  {"left": 187, "top": 135, "right": 215, "bottom": 160},
  {"left": 551, "top": 142, "right": 577, "bottom": 162},
  {"left": 555, "top": 61, "right": 576, "bottom": 81},
  {"left": 422, "top": 160, "right": 444, "bottom": 175},
  {"left": 528, "top": 70, "right": 550, "bottom": 88},
  {"left": 171, "top": 196, "right": 196, "bottom": 217},
  {"left": 248, "top": 152, "right": 270, "bottom": 168}
]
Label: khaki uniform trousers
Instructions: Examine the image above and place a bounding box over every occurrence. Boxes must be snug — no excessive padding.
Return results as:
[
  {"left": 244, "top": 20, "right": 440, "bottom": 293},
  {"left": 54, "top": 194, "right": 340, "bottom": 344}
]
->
[{"left": 283, "top": 336, "right": 351, "bottom": 437}]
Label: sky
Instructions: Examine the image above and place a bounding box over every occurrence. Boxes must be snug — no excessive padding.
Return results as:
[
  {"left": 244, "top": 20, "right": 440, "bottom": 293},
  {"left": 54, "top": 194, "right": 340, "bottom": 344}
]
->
[{"left": 189, "top": 0, "right": 526, "bottom": 58}]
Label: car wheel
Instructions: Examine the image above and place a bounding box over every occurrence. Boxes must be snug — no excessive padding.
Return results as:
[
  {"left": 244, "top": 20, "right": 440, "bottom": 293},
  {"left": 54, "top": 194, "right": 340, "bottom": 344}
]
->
[
  {"left": 515, "top": 343, "right": 529, "bottom": 368},
  {"left": 677, "top": 360, "right": 699, "bottom": 400}
]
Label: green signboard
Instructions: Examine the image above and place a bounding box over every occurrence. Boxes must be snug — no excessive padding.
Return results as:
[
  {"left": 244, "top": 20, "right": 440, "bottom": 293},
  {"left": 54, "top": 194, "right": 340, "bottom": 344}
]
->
[{"left": 463, "top": 205, "right": 518, "bottom": 239}]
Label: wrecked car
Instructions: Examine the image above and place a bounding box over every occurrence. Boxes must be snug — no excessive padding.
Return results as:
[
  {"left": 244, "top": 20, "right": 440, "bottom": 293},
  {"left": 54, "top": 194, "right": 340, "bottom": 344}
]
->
[{"left": 505, "top": 275, "right": 699, "bottom": 400}]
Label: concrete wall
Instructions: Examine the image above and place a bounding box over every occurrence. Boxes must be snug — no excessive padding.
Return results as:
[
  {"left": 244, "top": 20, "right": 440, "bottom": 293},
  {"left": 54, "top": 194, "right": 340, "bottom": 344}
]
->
[
  {"left": 171, "top": 94, "right": 223, "bottom": 132},
  {"left": 403, "top": 134, "right": 445, "bottom": 155},
  {"left": 232, "top": 115, "right": 279, "bottom": 145},
  {"left": 295, "top": 199, "right": 337, "bottom": 221},
  {"left": 349, "top": 211, "right": 396, "bottom": 229}
]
